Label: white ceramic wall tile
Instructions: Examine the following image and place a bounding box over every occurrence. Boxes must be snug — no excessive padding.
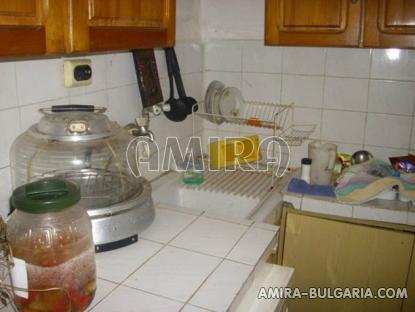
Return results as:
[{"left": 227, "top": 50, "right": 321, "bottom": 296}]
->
[
  {"left": 0, "top": 62, "right": 18, "bottom": 110},
  {"left": 333, "top": 142, "right": 363, "bottom": 155},
  {"left": 204, "top": 41, "right": 242, "bottom": 72},
  {"left": 124, "top": 246, "right": 221, "bottom": 302},
  {"left": 204, "top": 71, "right": 242, "bottom": 92},
  {"left": 91, "top": 285, "right": 183, "bottom": 312},
  {"left": 69, "top": 90, "right": 108, "bottom": 108},
  {"left": 353, "top": 205, "right": 408, "bottom": 224},
  {"left": 200, "top": 0, "right": 264, "bottom": 40},
  {"left": 16, "top": 58, "right": 68, "bottom": 105},
  {"left": 171, "top": 216, "right": 248, "bottom": 257},
  {"left": 0, "top": 108, "right": 20, "bottom": 168},
  {"left": 282, "top": 47, "right": 326, "bottom": 75},
  {"left": 107, "top": 85, "right": 141, "bottom": 126},
  {"left": 85, "top": 54, "right": 110, "bottom": 93},
  {"left": 368, "top": 80, "right": 415, "bottom": 115},
  {"left": 155, "top": 49, "right": 168, "bottom": 80},
  {"left": 190, "top": 260, "right": 253, "bottom": 312},
  {"left": 160, "top": 76, "right": 170, "bottom": 102},
  {"left": 176, "top": 0, "right": 201, "bottom": 41},
  {"left": 151, "top": 115, "right": 193, "bottom": 152},
  {"left": 365, "top": 114, "right": 412, "bottom": 149},
  {"left": 293, "top": 108, "right": 322, "bottom": 140},
  {"left": 287, "top": 143, "right": 309, "bottom": 168},
  {"left": 87, "top": 278, "right": 118, "bottom": 311},
  {"left": 177, "top": 42, "right": 203, "bottom": 74},
  {"left": 161, "top": 115, "right": 193, "bottom": 144},
  {"left": 96, "top": 239, "right": 163, "bottom": 283},
  {"left": 140, "top": 208, "right": 198, "bottom": 243},
  {"left": 371, "top": 49, "right": 415, "bottom": 81},
  {"left": 364, "top": 145, "right": 408, "bottom": 162},
  {"left": 183, "top": 72, "right": 203, "bottom": 101},
  {"left": 321, "top": 110, "right": 365, "bottom": 144},
  {"left": 242, "top": 73, "right": 281, "bottom": 102},
  {"left": 19, "top": 98, "right": 67, "bottom": 131},
  {"left": 0, "top": 167, "right": 11, "bottom": 218},
  {"left": 325, "top": 48, "right": 371, "bottom": 78},
  {"left": 324, "top": 77, "right": 368, "bottom": 112},
  {"left": 107, "top": 53, "right": 137, "bottom": 88},
  {"left": 227, "top": 227, "right": 276, "bottom": 265},
  {"left": 282, "top": 75, "right": 324, "bottom": 108},
  {"left": 243, "top": 42, "right": 282, "bottom": 73},
  {"left": 302, "top": 197, "right": 353, "bottom": 217}
]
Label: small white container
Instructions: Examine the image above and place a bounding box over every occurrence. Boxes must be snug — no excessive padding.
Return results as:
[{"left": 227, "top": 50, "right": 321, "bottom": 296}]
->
[{"left": 300, "top": 158, "right": 312, "bottom": 184}]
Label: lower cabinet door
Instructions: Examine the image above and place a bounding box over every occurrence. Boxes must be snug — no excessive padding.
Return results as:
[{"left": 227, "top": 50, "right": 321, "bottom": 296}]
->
[{"left": 280, "top": 211, "right": 414, "bottom": 312}]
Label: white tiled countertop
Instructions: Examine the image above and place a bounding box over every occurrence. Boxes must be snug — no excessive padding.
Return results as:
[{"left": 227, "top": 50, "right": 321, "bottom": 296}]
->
[
  {"left": 282, "top": 183, "right": 415, "bottom": 226},
  {"left": 87, "top": 204, "right": 280, "bottom": 312}
]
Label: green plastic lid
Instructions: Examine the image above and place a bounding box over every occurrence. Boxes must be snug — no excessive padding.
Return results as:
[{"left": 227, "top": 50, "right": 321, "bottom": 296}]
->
[{"left": 12, "top": 179, "right": 81, "bottom": 214}]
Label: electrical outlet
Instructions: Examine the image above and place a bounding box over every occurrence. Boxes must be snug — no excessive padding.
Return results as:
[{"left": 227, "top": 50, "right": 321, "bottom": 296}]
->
[{"left": 64, "top": 59, "right": 92, "bottom": 87}]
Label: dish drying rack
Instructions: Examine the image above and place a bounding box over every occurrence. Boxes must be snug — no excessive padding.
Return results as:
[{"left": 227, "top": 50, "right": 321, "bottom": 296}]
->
[
  {"left": 192, "top": 101, "right": 316, "bottom": 146},
  {"left": 190, "top": 101, "right": 315, "bottom": 187}
]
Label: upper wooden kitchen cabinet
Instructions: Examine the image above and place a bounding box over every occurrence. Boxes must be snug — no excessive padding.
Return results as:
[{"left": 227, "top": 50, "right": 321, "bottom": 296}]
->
[
  {"left": 0, "top": 0, "right": 175, "bottom": 57},
  {"left": 0, "top": 0, "right": 67, "bottom": 57},
  {"left": 265, "top": 0, "right": 362, "bottom": 47},
  {"left": 364, "top": 0, "right": 415, "bottom": 48},
  {"left": 265, "top": 0, "right": 415, "bottom": 48},
  {"left": 69, "top": 0, "right": 176, "bottom": 53}
]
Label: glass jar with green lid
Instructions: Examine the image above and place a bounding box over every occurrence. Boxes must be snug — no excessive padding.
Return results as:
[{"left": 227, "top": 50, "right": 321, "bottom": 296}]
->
[{"left": 7, "top": 179, "right": 96, "bottom": 312}]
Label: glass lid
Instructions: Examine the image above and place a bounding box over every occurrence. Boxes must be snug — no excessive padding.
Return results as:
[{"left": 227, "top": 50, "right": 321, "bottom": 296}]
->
[{"left": 29, "top": 105, "right": 121, "bottom": 142}]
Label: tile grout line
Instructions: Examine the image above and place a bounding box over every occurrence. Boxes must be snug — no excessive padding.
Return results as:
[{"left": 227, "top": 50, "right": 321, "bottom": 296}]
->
[
  {"left": 116, "top": 211, "right": 206, "bottom": 286},
  {"left": 189, "top": 245, "right": 261, "bottom": 311},
  {"left": 319, "top": 48, "right": 328, "bottom": 140},
  {"left": 13, "top": 62, "right": 25, "bottom": 135},
  {"left": 362, "top": 49, "right": 375, "bottom": 148},
  {"left": 118, "top": 223, "right": 258, "bottom": 311},
  {"left": 181, "top": 222, "right": 253, "bottom": 310},
  {"left": 202, "top": 69, "right": 415, "bottom": 82},
  {"left": 117, "top": 283, "right": 187, "bottom": 305},
  {"left": 409, "top": 116, "right": 415, "bottom": 154}
]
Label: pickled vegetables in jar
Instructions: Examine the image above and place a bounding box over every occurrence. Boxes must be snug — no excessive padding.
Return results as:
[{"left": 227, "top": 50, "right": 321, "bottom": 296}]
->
[{"left": 8, "top": 180, "right": 96, "bottom": 312}]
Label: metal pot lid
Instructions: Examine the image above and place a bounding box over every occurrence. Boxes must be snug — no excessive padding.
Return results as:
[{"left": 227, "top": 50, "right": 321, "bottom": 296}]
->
[{"left": 30, "top": 105, "right": 121, "bottom": 142}]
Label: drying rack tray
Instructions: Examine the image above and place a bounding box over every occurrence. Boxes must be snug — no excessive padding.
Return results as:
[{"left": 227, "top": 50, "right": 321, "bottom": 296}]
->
[{"left": 193, "top": 101, "right": 316, "bottom": 146}]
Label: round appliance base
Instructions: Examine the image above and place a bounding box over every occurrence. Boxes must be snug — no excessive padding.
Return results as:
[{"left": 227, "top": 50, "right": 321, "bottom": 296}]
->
[{"left": 87, "top": 178, "right": 155, "bottom": 251}]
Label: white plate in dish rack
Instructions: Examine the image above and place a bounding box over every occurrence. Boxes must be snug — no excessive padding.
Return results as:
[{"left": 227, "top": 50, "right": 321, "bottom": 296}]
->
[
  {"left": 218, "top": 86, "right": 243, "bottom": 118},
  {"left": 204, "top": 80, "right": 224, "bottom": 123}
]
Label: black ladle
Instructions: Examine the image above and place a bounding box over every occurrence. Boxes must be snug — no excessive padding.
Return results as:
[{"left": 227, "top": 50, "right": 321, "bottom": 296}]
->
[
  {"left": 168, "top": 47, "right": 198, "bottom": 114},
  {"left": 164, "top": 48, "right": 188, "bottom": 122}
]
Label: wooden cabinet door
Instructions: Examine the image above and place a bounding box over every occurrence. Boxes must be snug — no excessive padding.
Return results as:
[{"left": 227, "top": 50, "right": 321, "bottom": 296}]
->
[
  {"left": 0, "top": 0, "right": 66, "bottom": 57},
  {"left": 70, "top": 0, "right": 175, "bottom": 53},
  {"left": 364, "top": 0, "right": 415, "bottom": 48},
  {"left": 265, "top": 0, "right": 362, "bottom": 47},
  {"left": 280, "top": 211, "right": 415, "bottom": 312}
]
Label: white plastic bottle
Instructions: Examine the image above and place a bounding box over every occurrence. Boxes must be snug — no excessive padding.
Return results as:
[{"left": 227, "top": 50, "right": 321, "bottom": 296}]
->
[{"left": 301, "top": 158, "right": 312, "bottom": 184}]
